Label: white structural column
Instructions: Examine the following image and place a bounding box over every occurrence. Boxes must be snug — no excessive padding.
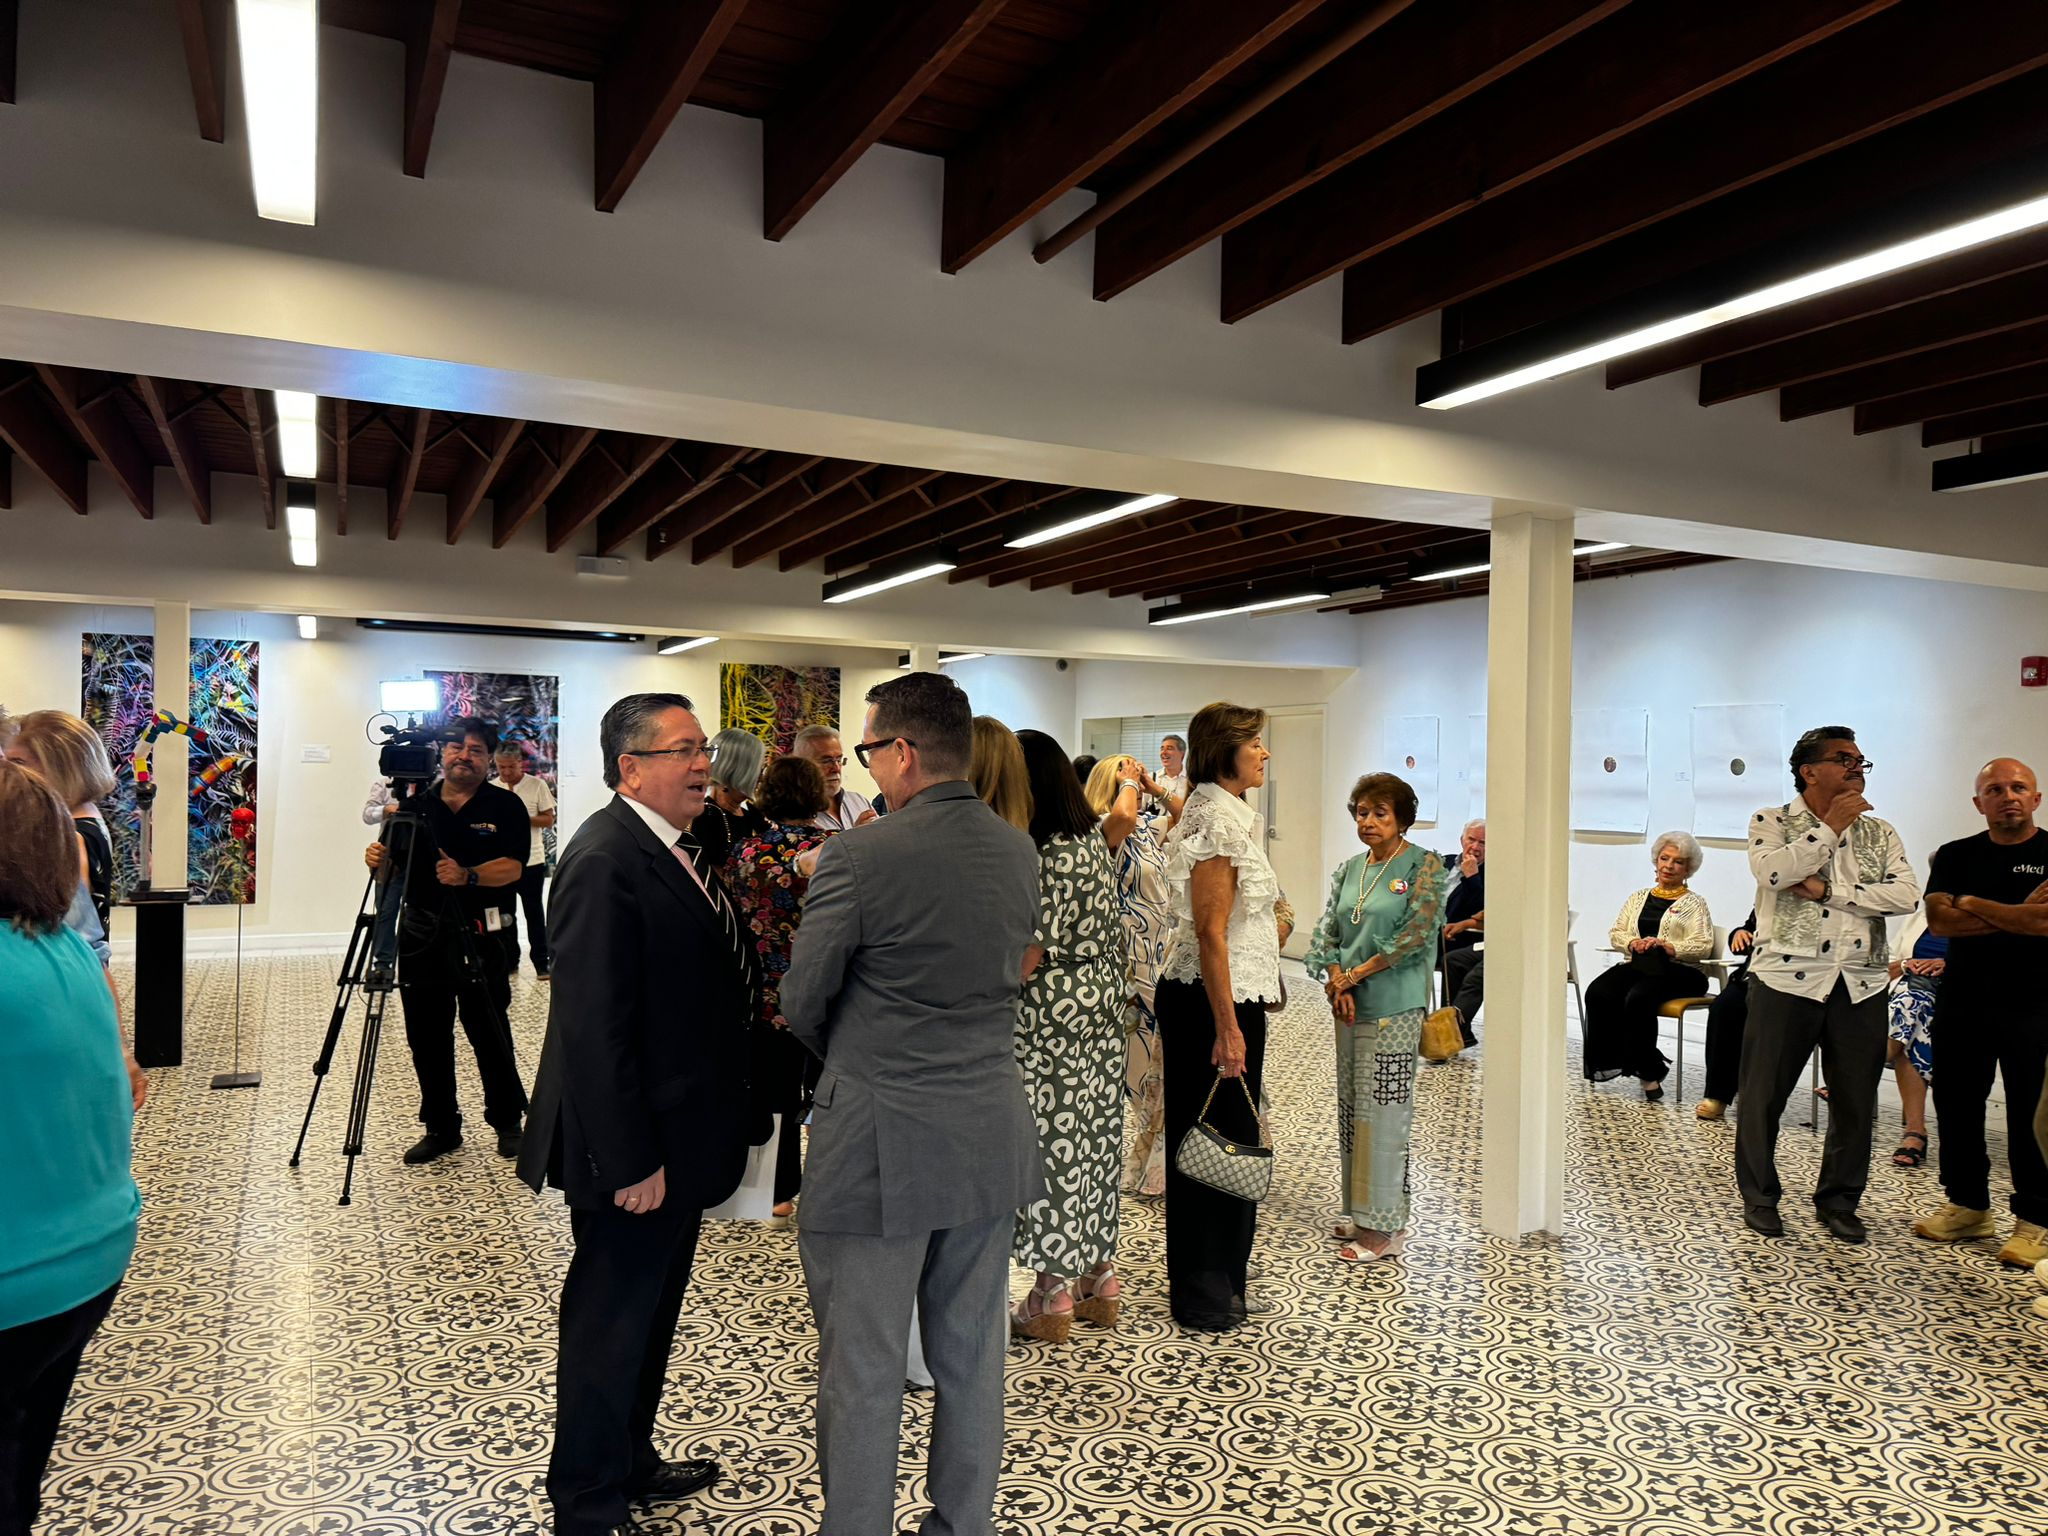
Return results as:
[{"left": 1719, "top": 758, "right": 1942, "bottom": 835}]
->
[
  {"left": 152, "top": 599, "right": 193, "bottom": 891},
  {"left": 907, "top": 644, "right": 940, "bottom": 672},
  {"left": 1481, "top": 505, "right": 1576, "bottom": 1238}
]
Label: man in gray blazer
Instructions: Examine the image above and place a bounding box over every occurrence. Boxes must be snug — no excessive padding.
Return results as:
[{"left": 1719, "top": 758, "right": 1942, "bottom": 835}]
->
[{"left": 780, "top": 671, "right": 1041, "bottom": 1536}]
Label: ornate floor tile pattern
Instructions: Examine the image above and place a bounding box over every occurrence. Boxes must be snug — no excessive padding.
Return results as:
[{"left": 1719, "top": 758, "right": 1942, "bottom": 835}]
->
[{"left": 37, "top": 954, "right": 2048, "bottom": 1535}]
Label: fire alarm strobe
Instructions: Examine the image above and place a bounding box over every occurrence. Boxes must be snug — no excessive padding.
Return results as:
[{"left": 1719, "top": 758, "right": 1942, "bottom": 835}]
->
[{"left": 2023, "top": 656, "right": 2048, "bottom": 688}]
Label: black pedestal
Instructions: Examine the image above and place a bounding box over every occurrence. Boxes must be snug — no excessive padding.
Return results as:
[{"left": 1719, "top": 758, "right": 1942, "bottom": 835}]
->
[{"left": 128, "top": 890, "right": 190, "bottom": 1068}]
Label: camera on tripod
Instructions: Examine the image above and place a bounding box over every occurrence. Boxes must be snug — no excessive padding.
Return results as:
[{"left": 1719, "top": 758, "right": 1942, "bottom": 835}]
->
[{"left": 374, "top": 680, "right": 458, "bottom": 790}]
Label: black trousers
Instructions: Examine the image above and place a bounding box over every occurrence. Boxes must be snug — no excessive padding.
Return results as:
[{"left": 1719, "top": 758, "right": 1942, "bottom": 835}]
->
[
  {"left": 498, "top": 863, "right": 550, "bottom": 972},
  {"left": 1932, "top": 987, "right": 2048, "bottom": 1225},
  {"left": 1702, "top": 970, "right": 1752, "bottom": 1104},
  {"left": 400, "top": 935, "right": 527, "bottom": 1137},
  {"left": 0, "top": 1282, "right": 120, "bottom": 1536},
  {"left": 550, "top": 1202, "right": 704, "bottom": 1535},
  {"left": 1445, "top": 946, "right": 1484, "bottom": 1042},
  {"left": 1736, "top": 977, "right": 1886, "bottom": 1214},
  {"left": 1581, "top": 959, "right": 1706, "bottom": 1082},
  {"left": 1158, "top": 977, "right": 1267, "bottom": 1333}
]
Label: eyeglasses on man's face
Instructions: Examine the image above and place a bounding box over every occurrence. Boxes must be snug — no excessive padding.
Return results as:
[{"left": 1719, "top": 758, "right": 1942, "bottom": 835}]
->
[
  {"left": 627, "top": 740, "right": 716, "bottom": 764},
  {"left": 854, "top": 736, "right": 915, "bottom": 768},
  {"left": 1815, "top": 753, "right": 1874, "bottom": 772}
]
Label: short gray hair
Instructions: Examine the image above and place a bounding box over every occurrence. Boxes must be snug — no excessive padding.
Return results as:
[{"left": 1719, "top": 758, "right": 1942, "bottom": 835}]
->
[
  {"left": 1161, "top": 733, "right": 1186, "bottom": 752},
  {"left": 600, "top": 692, "right": 694, "bottom": 790},
  {"left": 708, "top": 728, "right": 766, "bottom": 794},
  {"left": 791, "top": 723, "right": 841, "bottom": 755},
  {"left": 1463, "top": 817, "right": 1485, "bottom": 834},
  {"left": 1652, "top": 830, "right": 1705, "bottom": 877}
]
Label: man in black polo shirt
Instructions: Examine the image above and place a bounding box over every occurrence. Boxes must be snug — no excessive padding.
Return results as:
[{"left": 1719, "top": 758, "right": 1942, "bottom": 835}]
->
[
  {"left": 1916, "top": 757, "right": 2048, "bottom": 1268},
  {"left": 363, "top": 717, "right": 531, "bottom": 1165}
]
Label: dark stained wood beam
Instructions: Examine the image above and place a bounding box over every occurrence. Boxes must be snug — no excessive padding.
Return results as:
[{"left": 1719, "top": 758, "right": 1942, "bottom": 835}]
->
[
  {"left": 1856, "top": 361, "right": 2048, "bottom": 435},
  {"left": 594, "top": 0, "right": 751, "bottom": 213},
  {"left": 0, "top": 384, "right": 86, "bottom": 512},
  {"left": 825, "top": 481, "right": 1072, "bottom": 574},
  {"left": 1608, "top": 225, "right": 2048, "bottom": 389},
  {"left": 1333, "top": 552, "right": 1723, "bottom": 616},
  {"left": 1782, "top": 318, "right": 2048, "bottom": 421},
  {"left": 771, "top": 466, "right": 956, "bottom": 572},
  {"left": 493, "top": 424, "right": 599, "bottom": 547},
  {"left": 0, "top": 444, "right": 9, "bottom": 508},
  {"left": 1922, "top": 397, "right": 2048, "bottom": 447},
  {"left": 333, "top": 398, "right": 349, "bottom": 534},
  {"left": 1091, "top": 0, "right": 1618, "bottom": 300},
  {"left": 1061, "top": 515, "right": 1355, "bottom": 595},
  {"left": 718, "top": 458, "right": 876, "bottom": 565},
  {"left": 1094, "top": 519, "right": 1383, "bottom": 597},
  {"left": 36, "top": 366, "right": 153, "bottom": 518},
  {"left": 674, "top": 451, "right": 829, "bottom": 563},
  {"left": 135, "top": 376, "right": 212, "bottom": 523},
  {"left": 549, "top": 433, "right": 675, "bottom": 551},
  {"left": 955, "top": 501, "right": 1272, "bottom": 587},
  {"left": 238, "top": 386, "right": 276, "bottom": 528},
  {"left": 940, "top": 0, "right": 1326, "bottom": 274},
  {"left": 403, "top": 0, "right": 462, "bottom": 177},
  {"left": 1213, "top": 0, "right": 1877, "bottom": 321},
  {"left": 174, "top": 0, "right": 225, "bottom": 140},
  {"left": 386, "top": 407, "right": 431, "bottom": 539},
  {"left": 1337, "top": 1, "right": 2048, "bottom": 342},
  {"left": 1441, "top": 77, "right": 2048, "bottom": 354},
  {"left": 0, "top": 0, "right": 15, "bottom": 105},
  {"left": 594, "top": 441, "right": 750, "bottom": 555},
  {"left": 1146, "top": 525, "right": 1464, "bottom": 600},
  {"left": 1982, "top": 424, "right": 2048, "bottom": 455},
  {"left": 764, "top": 0, "right": 1008, "bottom": 241},
  {"left": 1702, "top": 268, "right": 2048, "bottom": 405},
  {"left": 445, "top": 416, "right": 524, "bottom": 544}
]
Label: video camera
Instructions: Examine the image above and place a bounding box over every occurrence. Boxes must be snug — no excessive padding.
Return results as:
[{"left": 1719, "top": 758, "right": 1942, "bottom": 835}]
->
[{"left": 376, "top": 722, "right": 456, "bottom": 786}]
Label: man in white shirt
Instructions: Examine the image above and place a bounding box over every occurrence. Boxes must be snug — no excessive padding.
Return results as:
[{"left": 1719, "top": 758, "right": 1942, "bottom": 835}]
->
[
  {"left": 1157, "top": 733, "right": 1190, "bottom": 802},
  {"left": 494, "top": 743, "right": 558, "bottom": 980},
  {"left": 1736, "top": 726, "right": 1920, "bottom": 1243},
  {"left": 792, "top": 723, "right": 874, "bottom": 832}
]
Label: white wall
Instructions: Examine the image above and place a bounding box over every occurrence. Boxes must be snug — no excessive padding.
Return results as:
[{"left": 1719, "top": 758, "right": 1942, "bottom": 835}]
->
[{"left": 940, "top": 655, "right": 1078, "bottom": 744}]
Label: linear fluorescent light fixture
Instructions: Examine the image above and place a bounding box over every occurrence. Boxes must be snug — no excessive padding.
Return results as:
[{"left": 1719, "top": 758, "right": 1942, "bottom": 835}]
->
[
  {"left": 1420, "top": 188, "right": 2048, "bottom": 409},
  {"left": 357, "top": 618, "right": 645, "bottom": 643},
  {"left": 235, "top": 0, "right": 320, "bottom": 225},
  {"left": 1415, "top": 541, "right": 1633, "bottom": 581},
  {"left": 1148, "top": 588, "right": 1330, "bottom": 626},
  {"left": 656, "top": 635, "right": 718, "bottom": 655},
  {"left": 937, "top": 651, "right": 986, "bottom": 664},
  {"left": 1573, "top": 541, "right": 1631, "bottom": 556},
  {"left": 275, "top": 390, "right": 319, "bottom": 477},
  {"left": 297, "top": 614, "right": 318, "bottom": 640},
  {"left": 1932, "top": 441, "right": 2048, "bottom": 492},
  {"left": 822, "top": 547, "right": 959, "bottom": 604},
  {"left": 1004, "top": 492, "right": 1177, "bottom": 549},
  {"left": 285, "top": 481, "right": 317, "bottom": 566}
]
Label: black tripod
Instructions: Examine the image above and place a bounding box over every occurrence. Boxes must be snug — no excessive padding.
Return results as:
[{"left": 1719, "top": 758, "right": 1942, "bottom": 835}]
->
[{"left": 290, "top": 786, "right": 518, "bottom": 1204}]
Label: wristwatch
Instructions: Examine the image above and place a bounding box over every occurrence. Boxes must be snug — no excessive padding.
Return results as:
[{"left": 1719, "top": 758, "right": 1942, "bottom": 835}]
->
[{"left": 464, "top": 868, "right": 479, "bottom": 887}]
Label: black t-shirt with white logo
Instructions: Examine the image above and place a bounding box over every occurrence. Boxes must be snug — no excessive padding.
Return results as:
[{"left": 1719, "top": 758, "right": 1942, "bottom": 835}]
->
[
  {"left": 1924, "top": 829, "right": 2048, "bottom": 985},
  {"left": 395, "top": 780, "right": 530, "bottom": 932}
]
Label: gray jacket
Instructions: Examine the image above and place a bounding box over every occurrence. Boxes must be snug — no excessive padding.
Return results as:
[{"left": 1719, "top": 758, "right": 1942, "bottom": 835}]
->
[{"left": 780, "top": 778, "right": 1044, "bottom": 1237}]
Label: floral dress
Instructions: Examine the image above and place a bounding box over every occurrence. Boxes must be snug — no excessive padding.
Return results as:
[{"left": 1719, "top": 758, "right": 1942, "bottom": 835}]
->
[{"left": 1014, "top": 829, "right": 1127, "bottom": 1276}]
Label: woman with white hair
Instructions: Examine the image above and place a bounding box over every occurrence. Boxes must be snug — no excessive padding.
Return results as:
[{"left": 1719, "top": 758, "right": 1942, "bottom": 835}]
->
[
  {"left": 698, "top": 727, "right": 769, "bottom": 867},
  {"left": 1583, "top": 831, "right": 1714, "bottom": 1101}
]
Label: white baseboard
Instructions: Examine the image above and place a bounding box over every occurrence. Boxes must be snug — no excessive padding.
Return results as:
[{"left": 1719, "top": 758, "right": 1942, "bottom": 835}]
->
[{"left": 111, "top": 931, "right": 350, "bottom": 960}]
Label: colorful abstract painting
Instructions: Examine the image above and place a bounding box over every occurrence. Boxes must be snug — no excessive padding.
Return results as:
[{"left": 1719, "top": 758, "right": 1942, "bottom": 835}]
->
[
  {"left": 720, "top": 662, "right": 840, "bottom": 758},
  {"left": 80, "top": 632, "right": 260, "bottom": 904},
  {"left": 426, "top": 669, "right": 560, "bottom": 859}
]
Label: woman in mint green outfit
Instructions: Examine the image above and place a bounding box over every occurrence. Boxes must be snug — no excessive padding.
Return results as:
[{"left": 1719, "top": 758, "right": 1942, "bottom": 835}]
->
[{"left": 1306, "top": 772, "right": 1444, "bottom": 1263}]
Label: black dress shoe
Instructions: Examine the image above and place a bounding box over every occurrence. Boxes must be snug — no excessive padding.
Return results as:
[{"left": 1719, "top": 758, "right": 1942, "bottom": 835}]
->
[
  {"left": 495, "top": 1128, "right": 523, "bottom": 1159},
  {"left": 1817, "top": 1207, "right": 1868, "bottom": 1244},
  {"left": 629, "top": 1458, "right": 720, "bottom": 1502},
  {"left": 1742, "top": 1204, "right": 1784, "bottom": 1237},
  {"left": 402, "top": 1131, "right": 462, "bottom": 1165}
]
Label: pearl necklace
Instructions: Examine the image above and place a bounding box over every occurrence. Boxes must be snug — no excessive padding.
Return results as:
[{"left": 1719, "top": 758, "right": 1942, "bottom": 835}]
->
[{"left": 1351, "top": 840, "right": 1407, "bottom": 922}]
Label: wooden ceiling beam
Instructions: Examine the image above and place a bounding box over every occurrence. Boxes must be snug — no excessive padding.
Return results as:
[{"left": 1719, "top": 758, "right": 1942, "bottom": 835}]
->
[
  {"left": 174, "top": 0, "right": 226, "bottom": 140},
  {"left": 403, "top": 0, "right": 462, "bottom": 177},
  {"left": 1608, "top": 225, "right": 2048, "bottom": 388},
  {"left": 764, "top": 0, "right": 1008, "bottom": 241},
  {"left": 1091, "top": 0, "right": 1612, "bottom": 300},
  {"left": 594, "top": 441, "right": 750, "bottom": 555},
  {"left": 673, "top": 450, "right": 829, "bottom": 562},
  {"left": 1856, "top": 361, "right": 2048, "bottom": 435},
  {"left": 0, "top": 444, "right": 9, "bottom": 509},
  {"left": 493, "top": 425, "right": 599, "bottom": 547},
  {"left": 961, "top": 502, "right": 1277, "bottom": 588},
  {"left": 594, "top": 0, "right": 751, "bottom": 212},
  {"left": 1921, "top": 397, "right": 2048, "bottom": 447},
  {"left": 826, "top": 481, "right": 1072, "bottom": 575},
  {"left": 333, "top": 399, "right": 349, "bottom": 534},
  {"left": 771, "top": 467, "right": 958, "bottom": 572},
  {"left": 0, "top": 382, "right": 87, "bottom": 513},
  {"left": 236, "top": 386, "right": 277, "bottom": 528},
  {"left": 548, "top": 433, "right": 675, "bottom": 551},
  {"left": 1779, "top": 317, "right": 2048, "bottom": 421},
  {"left": 1109, "top": 522, "right": 1441, "bottom": 599},
  {"left": 644, "top": 456, "right": 811, "bottom": 559},
  {"left": 1147, "top": 531, "right": 1459, "bottom": 600},
  {"left": 1068, "top": 517, "right": 1361, "bottom": 595},
  {"left": 135, "top": 376, "right": 212, "bottom": 524},
  {"left": 386, "top": 407, "right": 431, "bottom": 539},
  {"left": 719, "top": 459, "right": 879, "bottom": 565},
  {"left": 36, "top": 366, "right": 153, "bottom": 518},
  {"left": 1338, "top": 1, "right": 2048, "bottom": 343},
  {"left": 1702, "top": 268, "right": 2048, "bottom": 405},
  {"left": 1214, "top": 0, "right": 1872, "bottom": 322},
  {"left": 940, "top": 0, "right": 1325, "bottom": 274},
  {"left": 1981, "top": 424, "right": 2048, "bottom": 454},
  {"left": 445, "top": 416, "right": 525, "bottom": 544}
]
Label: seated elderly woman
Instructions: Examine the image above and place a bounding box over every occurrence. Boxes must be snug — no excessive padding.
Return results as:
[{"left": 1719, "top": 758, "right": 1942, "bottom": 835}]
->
[{"left": 1582, "top": 831, "right": 1714, "bottom": 1101}]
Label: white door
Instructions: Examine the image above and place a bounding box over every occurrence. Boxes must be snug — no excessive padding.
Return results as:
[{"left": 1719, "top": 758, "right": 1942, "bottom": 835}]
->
[{"left": 1258, "top": 709, "right": 1324, "bottom": 960}]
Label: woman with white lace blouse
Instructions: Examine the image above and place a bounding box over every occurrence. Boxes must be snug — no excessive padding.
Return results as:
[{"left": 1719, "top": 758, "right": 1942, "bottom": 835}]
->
[{"left": 1156, "top": 701, "right": 1288, "bottom": 1333}]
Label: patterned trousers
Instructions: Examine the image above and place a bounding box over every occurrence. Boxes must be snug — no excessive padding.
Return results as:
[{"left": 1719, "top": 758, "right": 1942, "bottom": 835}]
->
[
  {"left": 1336, "top": 1007, "right": 1423, "bottom": 1232},
  {"left": 1123, "top": 999, "right": 1166, "bottom": 1195}
]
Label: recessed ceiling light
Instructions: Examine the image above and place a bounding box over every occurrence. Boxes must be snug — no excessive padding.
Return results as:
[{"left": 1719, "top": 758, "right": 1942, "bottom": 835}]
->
[
  {"left": 235, "top": 0, "right": 320, "bottom": 225},
  {"left": 297, "top": 614, "right": 317, "bottom": 640},
  {"left": 822, "top": 549, "right": 959, "bottom": 604},
  {"left": 1004, "top": 493, "right": 1177, "bottom": 549},
  {"left": 275, "top": 390, "right": 319, "bottom": 477}
]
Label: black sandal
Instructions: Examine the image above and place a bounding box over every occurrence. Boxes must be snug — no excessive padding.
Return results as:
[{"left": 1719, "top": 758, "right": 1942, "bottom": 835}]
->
[{"left": 1891, "top": 1131, "right": 1928, "bottom": 1168}]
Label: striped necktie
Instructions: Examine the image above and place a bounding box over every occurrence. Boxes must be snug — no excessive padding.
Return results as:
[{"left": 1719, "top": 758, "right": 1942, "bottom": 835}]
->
[{"left": 672, "top": 830, "right": 750, "bottom": 981}]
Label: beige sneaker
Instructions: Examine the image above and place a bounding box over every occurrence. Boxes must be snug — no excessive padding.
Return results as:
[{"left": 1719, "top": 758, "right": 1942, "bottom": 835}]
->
[
  {"left": 1998, "top": 1220, "right": 2048, "bottom": 1268},
  {"left": 1695, "top": 1099, "right": 1726, "bottom": 1121},
  {"left": 1913, "top": 1202, "right": 1996, "bottom": 1242}
]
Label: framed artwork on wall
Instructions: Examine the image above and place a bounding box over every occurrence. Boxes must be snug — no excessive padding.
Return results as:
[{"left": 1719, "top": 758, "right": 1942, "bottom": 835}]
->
[
  {"left": 1692, "top": 704, "right": 1786, "bottom": 840},
  {"left": 1572, "top": 707, "right": 1650, "bottom": 835},
  {"left": 721, "top": 662, "right": 841, "bottom": 757}
]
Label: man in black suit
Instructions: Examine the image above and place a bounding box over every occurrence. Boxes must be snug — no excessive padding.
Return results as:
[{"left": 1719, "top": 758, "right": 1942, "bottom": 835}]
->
[{"left": 518, "top": 692, "right": 762, "bottom": 1536}]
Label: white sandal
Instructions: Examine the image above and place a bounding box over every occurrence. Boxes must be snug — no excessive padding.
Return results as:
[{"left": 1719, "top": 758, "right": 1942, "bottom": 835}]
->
[{"left": 1337, "top": 1230, "right": 1406, "bottom": 1263}]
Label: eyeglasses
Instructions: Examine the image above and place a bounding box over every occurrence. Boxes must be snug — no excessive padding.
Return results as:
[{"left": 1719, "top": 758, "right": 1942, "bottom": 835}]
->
[
  {"left": 1815, "top": 753, "right": 1874, "bottom": 772},
  {"left": 445, "top": 744, "right": 492, "bottom": 760},
  {"left": 854, "top": 736, "right": 915, "bottom": 768},
  {"left": 812, "top": 755, "right": 848, "bottom": 769},
  {"left": 627, "top": 741, "right": 716, "bottom": 764}
]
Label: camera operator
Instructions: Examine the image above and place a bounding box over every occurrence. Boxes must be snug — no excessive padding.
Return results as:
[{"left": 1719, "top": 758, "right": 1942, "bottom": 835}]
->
[{"left": 362, "top": 717, "right": 530, "bottom": 1165}]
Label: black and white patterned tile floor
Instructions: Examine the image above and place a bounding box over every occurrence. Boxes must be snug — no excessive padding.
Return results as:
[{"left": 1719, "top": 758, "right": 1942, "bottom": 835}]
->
[{"left": 39, "top": 953, "right": 2048, "bottom": 1536}]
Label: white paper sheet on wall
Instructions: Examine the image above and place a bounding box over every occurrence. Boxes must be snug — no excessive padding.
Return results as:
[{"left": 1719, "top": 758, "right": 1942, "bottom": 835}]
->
[
  {"left": 1383, "top": 715, "right": 1441, "bottom": 823},
  {"left": 1466, "top": 714, "right": 1487, "bottom": 823},
  {"left": 1571, "top": 708, "right": 1650, "bottom": 834},
  {"left": 1692, "top": 704, "right": 1785, "bottom": 839}
]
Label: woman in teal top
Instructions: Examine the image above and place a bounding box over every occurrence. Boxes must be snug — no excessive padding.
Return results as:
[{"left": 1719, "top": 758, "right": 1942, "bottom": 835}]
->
[
  {"left": 0, "top": 759, "right": 140, "bottom": 1534},
  {"left": 1306, "top": 772, "right": 1444, "bottom": 1263}
]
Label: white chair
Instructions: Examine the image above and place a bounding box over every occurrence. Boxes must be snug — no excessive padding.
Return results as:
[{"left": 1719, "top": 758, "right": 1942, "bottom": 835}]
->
[{"left": 1565, "top": 908, "right": 1583, "bottom": 1022}]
